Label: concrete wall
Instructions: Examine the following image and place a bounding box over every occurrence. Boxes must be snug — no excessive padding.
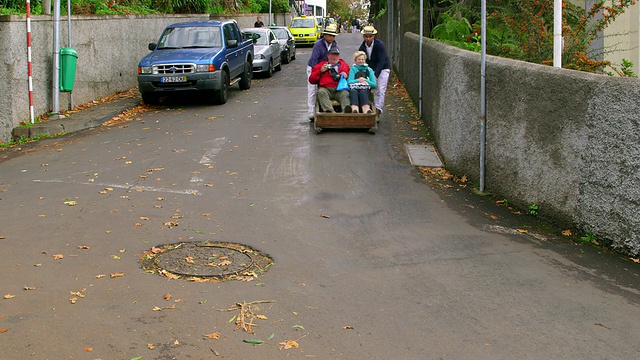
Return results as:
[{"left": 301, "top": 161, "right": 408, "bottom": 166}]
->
[
  {"left": 0, "top": 12, "right": 295, "bottom": 143},
  {"left": 209, "top": 13, "right": 294, "bottom": 28},
  {"left": 397, "top": 33, "right": 640, "bottom": 256},
  {"left": 0, "top": 14, "right": 209, "bottom": 143}
]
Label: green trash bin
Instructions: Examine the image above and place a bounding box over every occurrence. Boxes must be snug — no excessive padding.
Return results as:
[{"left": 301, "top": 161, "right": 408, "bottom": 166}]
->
[{"left": 60, "top": 47, "right": 78, "bottom": 92}]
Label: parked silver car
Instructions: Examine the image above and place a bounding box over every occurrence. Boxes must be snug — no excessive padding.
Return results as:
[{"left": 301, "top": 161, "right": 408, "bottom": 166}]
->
[
  {"left": 269, "top": 26, "right": 296, "bottom": 64},
  {"left": 242, "top": 27, "right": 282, "bottom": 77}
]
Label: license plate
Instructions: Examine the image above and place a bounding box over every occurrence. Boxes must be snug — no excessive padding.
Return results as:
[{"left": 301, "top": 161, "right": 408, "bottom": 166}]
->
[{"left": 161, "top": 76, "right": 187, "bottom": 83}]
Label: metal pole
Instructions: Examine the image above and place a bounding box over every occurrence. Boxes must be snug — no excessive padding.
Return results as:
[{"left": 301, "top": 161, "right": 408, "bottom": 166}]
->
[
  {"left": 553, "top": 0, "right": 562, "bottom": 67},
  {"left": 269, "top": 0, "right": 272, "bottom": 26},
  {"left": 52, "top": 0, "right": 61, "bottom": 116},
  {"left": 418, "top": 0, "right": 423, "bottom": 118},
  {"left": 480, "top": 0, "right": 487, "bottom": 192},
  {"left": 67, "top": 0, "right": 73, "bottom": 110},
  {"left": 26, "top": 0, "right": 35, "bottom": 123},
  {"left": 387, "top": 0, "right": 393, "bottom": 68}
]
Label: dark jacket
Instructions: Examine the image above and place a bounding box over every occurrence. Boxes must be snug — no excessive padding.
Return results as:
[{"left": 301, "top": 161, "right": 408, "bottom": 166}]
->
[
  {"left": 358, "top": 38, "right": 390, "bottom": 78},
  {"left": 308, "top": 39, "right": 339, "bottom": 68}
]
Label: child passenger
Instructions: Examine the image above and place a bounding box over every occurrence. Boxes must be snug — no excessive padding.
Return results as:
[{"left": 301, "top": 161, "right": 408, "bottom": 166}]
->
[{"left": 347, "top": 51, "right": 377, "bottom": 113}]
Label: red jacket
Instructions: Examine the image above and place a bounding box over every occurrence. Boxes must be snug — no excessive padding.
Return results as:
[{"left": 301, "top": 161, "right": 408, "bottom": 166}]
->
[{"left": 309, "top": 59, "right": 350, "bottom": 89}]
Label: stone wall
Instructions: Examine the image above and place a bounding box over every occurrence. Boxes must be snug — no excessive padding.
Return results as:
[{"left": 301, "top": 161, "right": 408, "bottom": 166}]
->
[
  {"left": 0, "top": 14, "right": 210, "bottom": 142},
  {"left": 395, "top": 32, "right": 640, "bottom": 256}
]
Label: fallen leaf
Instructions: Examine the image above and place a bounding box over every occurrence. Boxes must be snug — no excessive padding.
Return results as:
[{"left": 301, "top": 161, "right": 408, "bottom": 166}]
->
[
  {"left": 164, "top": 293, "right": 172, "bottom": 301},
  {"left": 83, "top": 347, "right": 93, "bottom": 352},
  {"left": 320, "top": 214, "right": 330, "bottom": 218},
  {"left": 342, "top": 325, "right": 354, "bottom": 330},
  {"left": 164, "top": 221, "right": 179, "bottom": 228},
  {"left": 70, "top": 297, "right": 78, "bottom": 304},
  {"left": 203, "top": 332, "right": 220, "bottom": 339},
  {"left": 147, "top": 343, "right": 155, "bottom": 350},
  {"left": 110, "top": 272, "right": 125, "bottom": 278},
  {"left": 3, "top": 294, "right": 15, "bottom": 299},
  {"left": 53, "top": 254, "right": 64, "bottom": 260},
  {"left": 631, "top": 258, "right": 640, "bottom": 263},
  {"left": 562, "top": 229, "right": 572, "bottom": 236},
  {"left": 152, "top": 306, "right": 162, "bottom": 311},
  {"left": 292, "top": 324, "right": 304, "bottom": 330},
  {"left": 63, "top": 200, "right": 77, "bottom": 206},
  {"left": 278, "top": 340, "right": 299, "bottom": 349},
  {"left": 70, "top": 289, "right": 86, "bottom": 298},
  {"left": 0, "top": 328, "right": 8, "bottom": 333},
  {"left": 95, "top": 274, "right": 106, "bottom": 279},
  {"left": 243, "top": 339, "right": 264, "bottom": 344},
  {"left": 516, "top": 229, "right": 529, "bottom": 234},
  {"left": 77, "top": 245, "right": 90, "bottom": 250},
  {"left": 256, "top": 314, "right": 268, "bottom": 320},
  {"left": 23, "top": 286, "right": 36, "bottom": 290}
]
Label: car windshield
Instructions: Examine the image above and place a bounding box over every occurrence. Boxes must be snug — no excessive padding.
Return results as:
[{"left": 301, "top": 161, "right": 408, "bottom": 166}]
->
[
  {"left": 157, "top": 26, "right": 222, "bottom": 49},
  {"left": 245, "top": 31, "right": 269, "bottom": 45},
  {"left": 290, "top": 19, "right": 315, "bottom": 28},
  {"left": 271, "top": 28, "right": 288, "bottom": 39}
]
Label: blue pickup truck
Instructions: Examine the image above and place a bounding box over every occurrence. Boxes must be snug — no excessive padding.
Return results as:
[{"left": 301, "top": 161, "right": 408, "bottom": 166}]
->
[{"left": 137, "top": 20, "right": 253, "bottom": 105}]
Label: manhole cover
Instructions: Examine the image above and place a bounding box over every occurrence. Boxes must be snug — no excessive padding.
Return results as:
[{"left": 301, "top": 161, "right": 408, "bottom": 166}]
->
[{"left": 140, "top": 241, "right": 273, "bottom": 282}]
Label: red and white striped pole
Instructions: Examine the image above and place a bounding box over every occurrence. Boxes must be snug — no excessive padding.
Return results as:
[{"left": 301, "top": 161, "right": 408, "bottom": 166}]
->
[{"left": 26, "top": 0, "right": 35, "bottom": 123}]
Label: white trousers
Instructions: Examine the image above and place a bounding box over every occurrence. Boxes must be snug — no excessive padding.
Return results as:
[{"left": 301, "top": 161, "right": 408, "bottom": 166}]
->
[
  {"left": 374, "top": 68, "right": 390, "bottom": 112},
  {"left": 307, "top": 65, "right": 316, "bottom": 116}
]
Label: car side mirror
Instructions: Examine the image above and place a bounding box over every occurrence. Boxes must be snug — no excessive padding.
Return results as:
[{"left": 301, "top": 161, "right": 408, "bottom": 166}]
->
[
  {"left": 227, "top": 39, "right": 238, "bottom": 48},
  {"left": 270, "top": 40, "right": 279, "bottom": 45},
  {"left": 148, "top": 43, "right": 156, "bottom": 51}
]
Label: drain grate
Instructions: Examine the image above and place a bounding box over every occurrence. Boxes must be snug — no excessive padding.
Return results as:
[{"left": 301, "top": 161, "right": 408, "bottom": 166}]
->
[
  {"left": 405, "top": 144, "right": 443, "bottom": 167},
  {"left": 140, "top": 241, "right": 273, "bottom": 282}
]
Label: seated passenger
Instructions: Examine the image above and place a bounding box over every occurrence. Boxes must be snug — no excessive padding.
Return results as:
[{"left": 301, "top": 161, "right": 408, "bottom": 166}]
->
[
  {"left": 347, "top": 51, "right": 377, "bottom": 113},
  {"left": 308, "top": 48, "right": 351, "bottom": 113}
]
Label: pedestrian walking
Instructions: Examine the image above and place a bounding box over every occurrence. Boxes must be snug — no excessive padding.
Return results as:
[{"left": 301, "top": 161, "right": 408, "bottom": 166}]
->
[
  {"left": 358, "top": 26, "right": 390, "bottom": 114},
  {"left": 351, "top": 17, "right": 359, "bottom": 33},
  {"left": 306, "top": 24, "right": 339, "bottom": 120}
]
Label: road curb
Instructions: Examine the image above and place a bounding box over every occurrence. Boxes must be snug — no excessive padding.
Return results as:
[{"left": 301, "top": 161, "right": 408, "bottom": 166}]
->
[{"left": 11, "top": 97, "right": 141, "bottom": 142}]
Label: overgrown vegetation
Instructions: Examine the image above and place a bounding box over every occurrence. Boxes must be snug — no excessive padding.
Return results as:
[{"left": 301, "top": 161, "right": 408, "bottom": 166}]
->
[
  {"left": 429, "top": 0, "right": 638, "bottom": 76},
  {"left": 0, "top": 0, "right": 288, "bottom": 15}
]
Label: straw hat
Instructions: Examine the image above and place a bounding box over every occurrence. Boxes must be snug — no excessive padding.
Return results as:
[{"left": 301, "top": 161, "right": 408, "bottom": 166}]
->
[
  {"left": 323, "top": 24, "right": 339, "bottom": 36},
  {"left": 361, "top": 26, "right": 377, "bottom": 35}
]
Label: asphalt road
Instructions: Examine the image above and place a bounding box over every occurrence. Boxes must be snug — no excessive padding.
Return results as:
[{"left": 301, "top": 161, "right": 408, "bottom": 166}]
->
[{"left": 1, "top": 33, "right": 639, "bottom": 359}]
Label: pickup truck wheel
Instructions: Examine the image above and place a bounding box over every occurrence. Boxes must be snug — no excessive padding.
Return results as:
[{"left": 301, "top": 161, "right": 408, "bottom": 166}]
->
[
  {"left": 141, "top": 92, "right": 159, "bottom": 105},
  {"left": 212, "top": 71, "right": 228, "bottom": 105},
  {"left": 266, "top": 59, "right": 274, "bottom": 78},
  {"left": 239, "top": 61, "right": 251, "bottom": 90}
]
